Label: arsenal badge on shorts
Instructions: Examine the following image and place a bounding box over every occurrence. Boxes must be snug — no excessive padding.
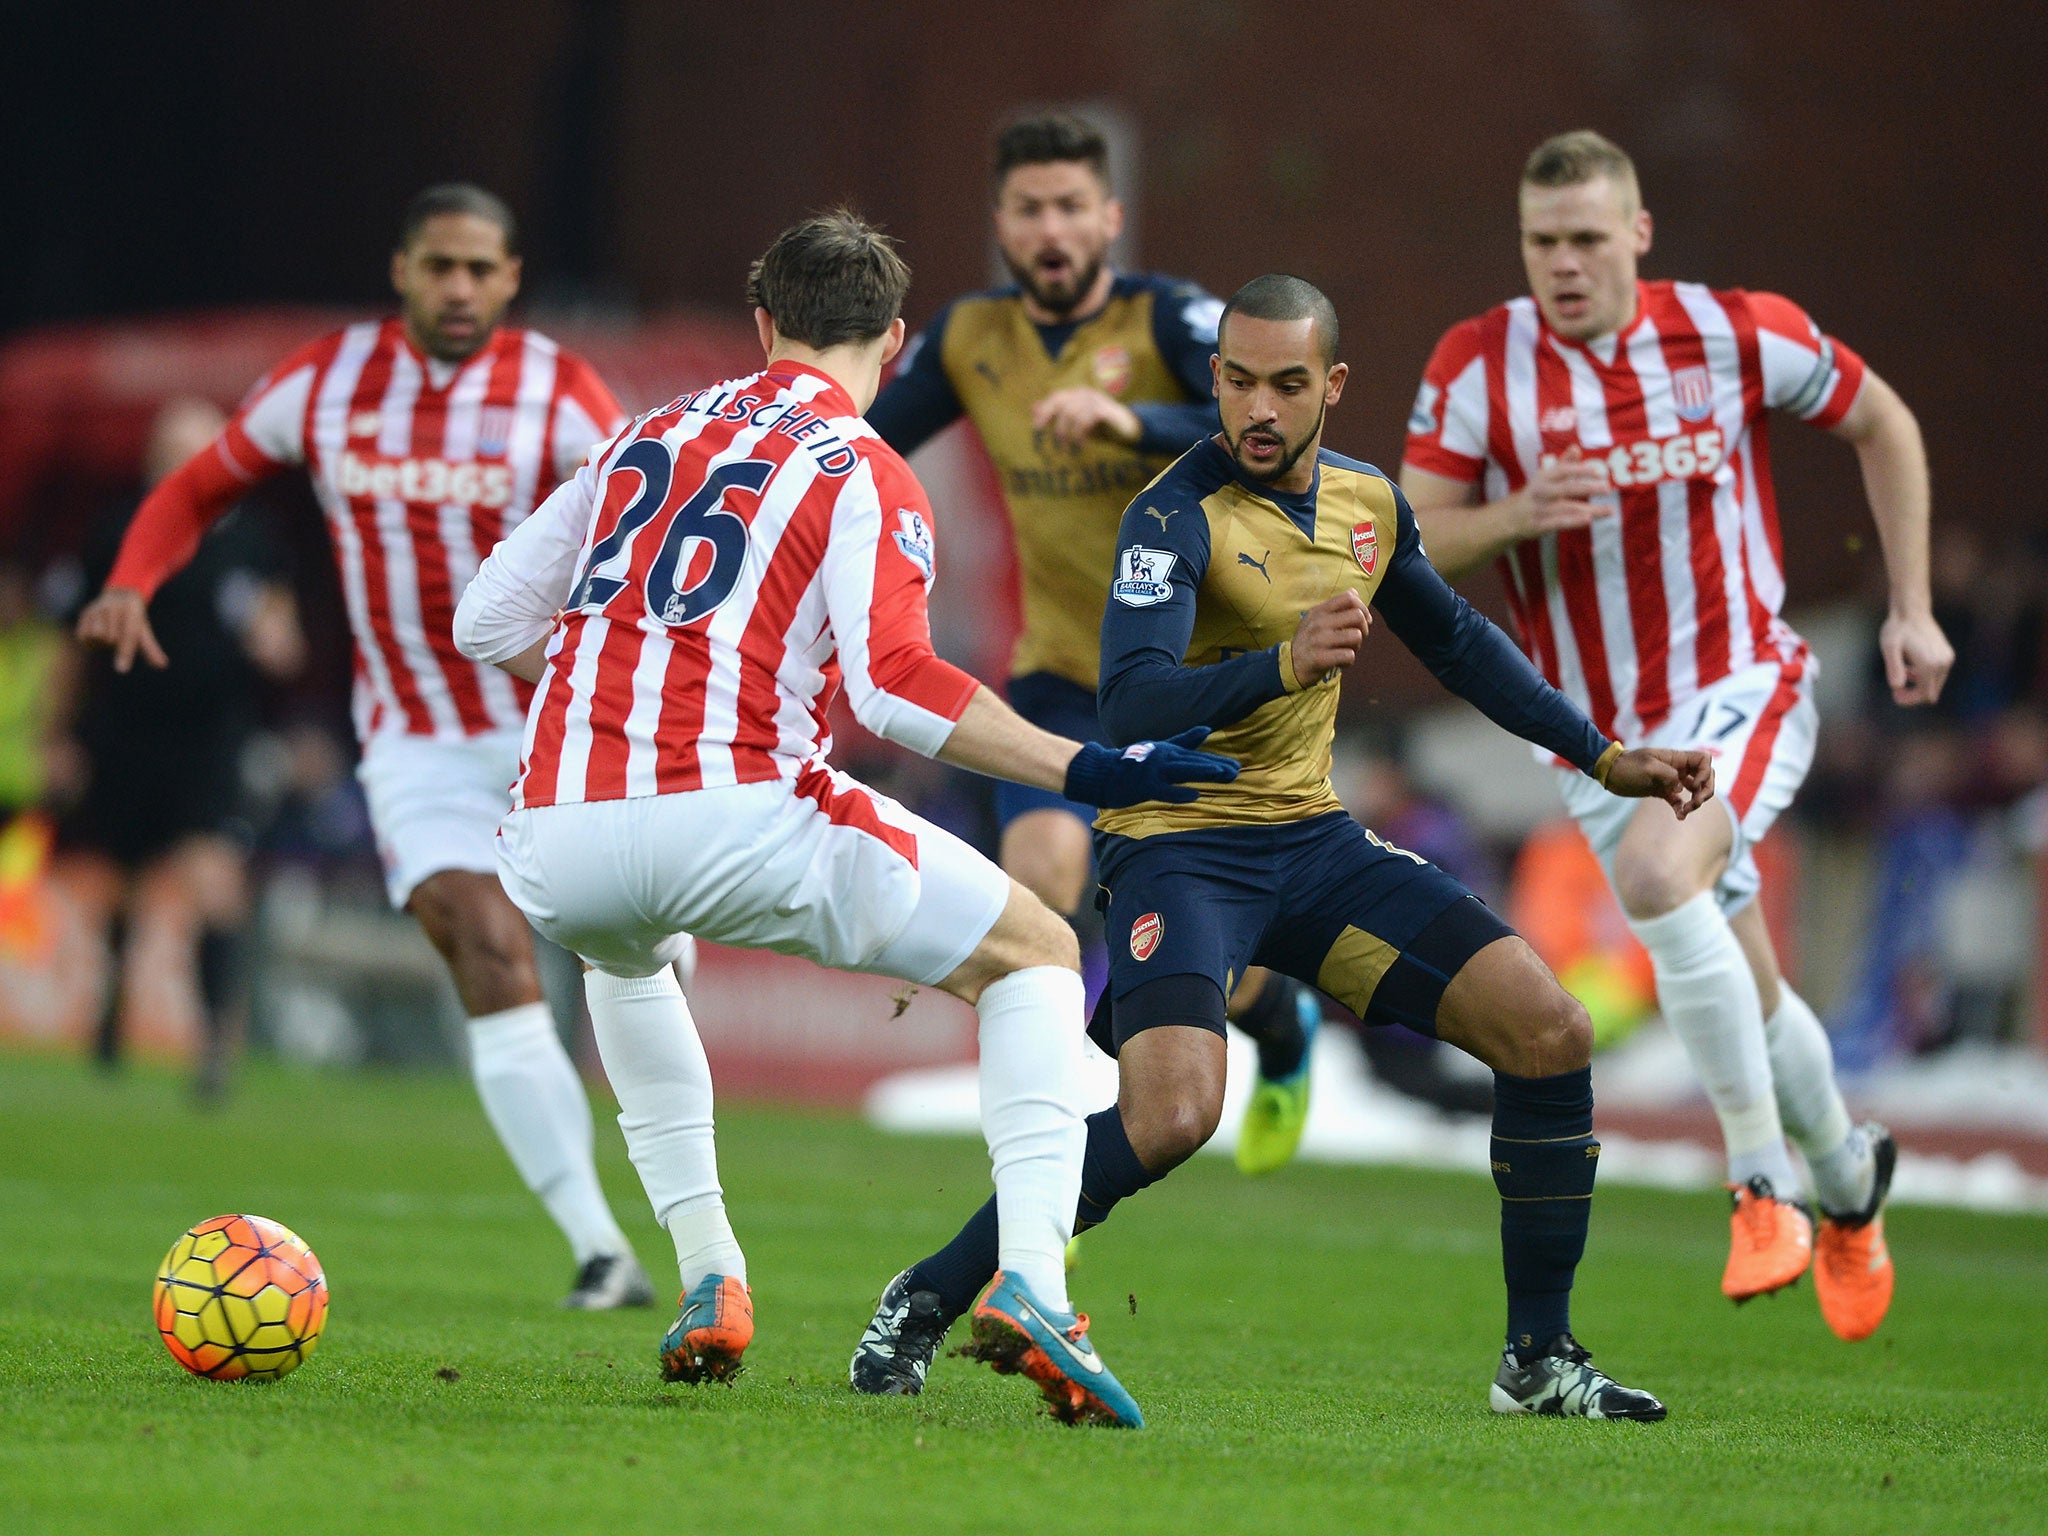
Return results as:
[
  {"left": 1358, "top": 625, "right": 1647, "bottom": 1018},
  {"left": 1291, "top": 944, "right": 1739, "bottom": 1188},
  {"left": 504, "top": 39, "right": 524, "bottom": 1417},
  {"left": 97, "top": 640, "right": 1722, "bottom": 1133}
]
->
[
  {"left": 1351, "top": 521, "right": 1378, "bottom": 575},
  {"left": 1129, "top": 911, "right": 1164, "bottom": 962}
]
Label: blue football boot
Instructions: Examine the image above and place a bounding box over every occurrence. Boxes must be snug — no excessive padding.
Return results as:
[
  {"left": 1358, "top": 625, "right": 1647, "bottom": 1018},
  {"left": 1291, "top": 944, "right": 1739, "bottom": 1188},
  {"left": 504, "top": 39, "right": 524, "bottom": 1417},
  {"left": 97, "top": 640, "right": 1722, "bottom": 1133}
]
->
[
  {"left": 659, "top": 1273, "right": 752, "bottom": 1384},
  {"left": 958, "top": 1270, "right": 1143, "bottom": 1428}
]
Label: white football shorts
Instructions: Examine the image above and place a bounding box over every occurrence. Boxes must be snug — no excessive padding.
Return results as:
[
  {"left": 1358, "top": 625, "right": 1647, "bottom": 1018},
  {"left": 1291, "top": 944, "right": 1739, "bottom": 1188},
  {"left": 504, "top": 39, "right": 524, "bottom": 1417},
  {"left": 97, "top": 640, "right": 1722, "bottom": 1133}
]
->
[
  {"left": 493, "top": 763, "right": 1013, "bottom": 984},
  {"left": 1556, "top": 658, "right": 1818, "bottom": 918},
  {"left": 356, "top": 729, "right": 523, "bottom": 909}
]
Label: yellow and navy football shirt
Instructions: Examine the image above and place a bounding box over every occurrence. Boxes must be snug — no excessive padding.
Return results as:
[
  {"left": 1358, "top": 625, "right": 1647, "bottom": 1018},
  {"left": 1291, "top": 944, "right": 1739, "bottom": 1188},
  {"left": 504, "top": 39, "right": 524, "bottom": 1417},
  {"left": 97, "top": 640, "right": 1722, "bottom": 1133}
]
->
[
  {"left": 868, "top": 272, "right": 1222, "bottom": 690},
  {"left": 1095, "top": 439, "right": 1618, "bottom": 839}
]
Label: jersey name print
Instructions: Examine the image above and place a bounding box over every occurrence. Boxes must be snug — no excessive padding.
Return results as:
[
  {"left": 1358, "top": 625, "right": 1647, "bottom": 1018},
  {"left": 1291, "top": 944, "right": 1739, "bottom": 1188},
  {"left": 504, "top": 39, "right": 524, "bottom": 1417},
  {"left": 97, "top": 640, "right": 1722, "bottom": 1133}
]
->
[{"left": 509, "top": 361, "right": 977, "bottom": 810}]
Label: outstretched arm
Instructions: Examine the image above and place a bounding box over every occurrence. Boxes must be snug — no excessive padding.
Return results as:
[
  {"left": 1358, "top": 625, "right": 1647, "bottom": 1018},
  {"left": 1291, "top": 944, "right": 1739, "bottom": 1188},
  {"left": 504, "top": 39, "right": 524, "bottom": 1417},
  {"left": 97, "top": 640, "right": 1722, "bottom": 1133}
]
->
[
  {"left": 453, "top": 462, "right": 601, "bottom": 683},
  {"left": 77, "top": 432, "right": 290, "bottom": 672},
  {"left": 1829, "top": 368, "right": 1951, "bottom": 705},
  {"left": 78, "top": 359, "right": 314, "bottom": 671},
  {"left": 1373, "top": 489, "right": 1711, "bottom": 814},
  {"left": 818, "top": 459, "right": 1235, "bottom": 806}
]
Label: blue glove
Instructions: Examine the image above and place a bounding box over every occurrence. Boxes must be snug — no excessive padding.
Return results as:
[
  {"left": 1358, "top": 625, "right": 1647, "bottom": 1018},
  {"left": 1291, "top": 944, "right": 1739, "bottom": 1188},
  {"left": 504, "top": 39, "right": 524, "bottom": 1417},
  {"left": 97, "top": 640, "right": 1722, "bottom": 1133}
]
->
[{"left": 1062, "top": 728, "right": 1241, "bottom": 809}]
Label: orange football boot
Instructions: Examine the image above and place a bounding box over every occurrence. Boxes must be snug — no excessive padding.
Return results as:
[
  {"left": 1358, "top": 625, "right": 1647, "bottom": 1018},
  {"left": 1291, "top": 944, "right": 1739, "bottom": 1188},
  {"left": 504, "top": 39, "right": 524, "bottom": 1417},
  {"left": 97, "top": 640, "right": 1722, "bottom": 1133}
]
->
[
  {"left": 1721, "top": 1177, "right": 1814, "bottom": 1301},
  {"left": 660, "top": 1274, "right": 753, "bottom": 1384},
  {"left": 1814, "top": 1124, "right": 1898, "bottom": 1341}
]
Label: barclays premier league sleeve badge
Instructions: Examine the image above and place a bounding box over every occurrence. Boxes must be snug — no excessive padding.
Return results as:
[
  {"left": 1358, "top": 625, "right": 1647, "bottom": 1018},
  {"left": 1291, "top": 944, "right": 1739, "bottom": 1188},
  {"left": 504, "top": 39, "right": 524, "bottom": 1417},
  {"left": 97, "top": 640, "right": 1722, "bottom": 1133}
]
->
[
  {"left": 1111, "top": 546, "right": 1176, "bottom": 607},
  {"left": 892, "top": 509, "right": 936, "bottom": 583}
]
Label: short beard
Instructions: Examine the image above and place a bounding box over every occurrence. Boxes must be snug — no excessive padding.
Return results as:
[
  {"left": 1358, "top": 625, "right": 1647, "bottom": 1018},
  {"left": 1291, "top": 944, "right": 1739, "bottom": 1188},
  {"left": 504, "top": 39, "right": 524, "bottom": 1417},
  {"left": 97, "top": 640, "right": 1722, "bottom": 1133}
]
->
[
  {"left": 1006, "top": 251, "right": 1106, "bottom": 320},
  {"left": 1226, "top": 401, "right": 1325, "bottom": 484},
  {"left": 408, "top": 302, "right": 497, "bottom": 363}
]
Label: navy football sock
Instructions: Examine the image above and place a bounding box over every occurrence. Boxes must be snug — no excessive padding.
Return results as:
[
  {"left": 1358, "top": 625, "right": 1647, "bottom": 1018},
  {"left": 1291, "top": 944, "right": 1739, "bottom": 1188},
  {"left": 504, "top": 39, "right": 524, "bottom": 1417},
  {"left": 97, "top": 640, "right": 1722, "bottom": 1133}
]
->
[
  {"left": 906, "top": 1106, "right": 1157, "bottom": 1321},
  {"left": 1490, "top": 1066, "right": 1598, "bottom": 1360},
  {"left": 1075, "top": 1103, "right": 1156, "bottom": 1226},
  {"left": 1234, "top": 974, "right": 1310, "bottom": 1081},
  {"left": 907, "top": 1197, "right": 1000, "bottom": 1322}
]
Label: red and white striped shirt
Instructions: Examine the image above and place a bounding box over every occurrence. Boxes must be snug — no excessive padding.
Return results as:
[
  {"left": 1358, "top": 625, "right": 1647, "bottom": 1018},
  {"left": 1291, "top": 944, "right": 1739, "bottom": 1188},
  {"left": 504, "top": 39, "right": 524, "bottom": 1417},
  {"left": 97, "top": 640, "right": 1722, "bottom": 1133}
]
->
[
  {"left": 1403, "top": 280, "right": 1864, "bottom": 743},
  {"left": 453, "top": 360, "right": 979, "bottom": 810},
  {"left": 109, "top": 319, "right": 623, "bottom": 743}
]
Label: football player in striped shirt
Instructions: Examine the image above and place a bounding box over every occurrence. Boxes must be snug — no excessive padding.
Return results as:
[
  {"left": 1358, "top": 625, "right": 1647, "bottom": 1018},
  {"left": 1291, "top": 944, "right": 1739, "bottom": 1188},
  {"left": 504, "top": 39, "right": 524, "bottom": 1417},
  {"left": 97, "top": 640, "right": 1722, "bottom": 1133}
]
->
[
  {"left": 75, "top": 184, "right": 656, "bottom": 1311},
  {"left": 870, "top": 113, "right": 1321, "bottom": 1180},
  {"left": 1400, "top": 131, "right": 1952, "bottom": 1341},
  {"left": 457, "top": 211, "right": 1240, "bottom": 1425}
]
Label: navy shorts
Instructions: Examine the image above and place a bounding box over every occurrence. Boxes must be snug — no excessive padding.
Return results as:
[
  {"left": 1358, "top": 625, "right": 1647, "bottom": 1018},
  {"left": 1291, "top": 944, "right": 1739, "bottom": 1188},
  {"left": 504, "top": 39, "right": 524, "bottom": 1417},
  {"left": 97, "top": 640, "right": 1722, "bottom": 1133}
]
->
[
  {"left": 991, "top": 671, "right": 1108, "bottom": 833},
  {"left": 1093, "top": 811, "right": 1513, "bottom": 1051}
]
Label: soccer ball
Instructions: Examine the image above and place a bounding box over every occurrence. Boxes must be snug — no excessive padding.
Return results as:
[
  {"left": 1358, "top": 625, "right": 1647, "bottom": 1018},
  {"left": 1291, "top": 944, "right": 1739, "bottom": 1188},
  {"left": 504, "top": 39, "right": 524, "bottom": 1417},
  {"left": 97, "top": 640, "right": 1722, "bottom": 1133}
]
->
[{"left": 152, "top": 1214, "right": 329, "bottom": 1381}]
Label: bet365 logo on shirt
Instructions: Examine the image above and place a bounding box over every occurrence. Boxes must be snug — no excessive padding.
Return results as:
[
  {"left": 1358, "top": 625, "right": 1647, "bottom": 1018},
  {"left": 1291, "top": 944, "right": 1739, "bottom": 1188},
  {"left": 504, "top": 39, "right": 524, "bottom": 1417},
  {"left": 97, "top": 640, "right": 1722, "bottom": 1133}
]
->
[
  {"left": 335, "top": 450, "right": 514, "bottom": 508},
  {"left": 1542, "top": 429, "right": 1726, "bottom": 491}
]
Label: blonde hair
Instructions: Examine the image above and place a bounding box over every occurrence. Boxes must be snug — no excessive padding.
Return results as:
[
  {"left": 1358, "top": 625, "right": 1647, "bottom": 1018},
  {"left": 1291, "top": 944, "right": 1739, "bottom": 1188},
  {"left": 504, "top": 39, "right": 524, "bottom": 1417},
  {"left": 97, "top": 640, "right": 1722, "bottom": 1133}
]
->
[{"left": 1522, "top": 130, "right": 1640, "bottom": 210}]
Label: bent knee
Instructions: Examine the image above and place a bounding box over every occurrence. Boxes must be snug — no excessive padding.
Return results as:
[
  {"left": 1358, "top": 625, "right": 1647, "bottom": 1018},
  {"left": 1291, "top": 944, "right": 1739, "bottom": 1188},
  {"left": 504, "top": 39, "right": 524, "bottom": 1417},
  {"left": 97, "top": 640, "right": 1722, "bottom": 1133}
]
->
[
  {"left": 1125, "top": 1087, "right": 1223, "bottom": 1172},
  {"left": 1611, "top": 851, "right": 1707, "bottom": 921},
  {"left": 409, "top": 875, "right": 536, "bottom": 994},
  {"left": 1009, "top": 895, "right": 1081, "bottom": 973},
  {"left": 1507, "top": 989, "right": 1593, "bottom": 1078},
  {"left": 940, "top": 885, "right": 1081, "bottom": 1005}
]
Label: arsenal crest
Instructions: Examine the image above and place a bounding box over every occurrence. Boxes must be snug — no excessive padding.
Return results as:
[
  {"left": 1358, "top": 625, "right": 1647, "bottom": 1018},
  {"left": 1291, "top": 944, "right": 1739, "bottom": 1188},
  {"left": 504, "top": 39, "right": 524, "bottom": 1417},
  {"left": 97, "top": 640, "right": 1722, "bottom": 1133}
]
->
[
  {"left": 1351, "top": 521, "right": 1378, "bottom": 576},
  {"left": 1092, "top": 344, "right": 1133, "bottom": 396},
  {"left": 1129, "top": 911, "right": 1164, "bottom": 962}
]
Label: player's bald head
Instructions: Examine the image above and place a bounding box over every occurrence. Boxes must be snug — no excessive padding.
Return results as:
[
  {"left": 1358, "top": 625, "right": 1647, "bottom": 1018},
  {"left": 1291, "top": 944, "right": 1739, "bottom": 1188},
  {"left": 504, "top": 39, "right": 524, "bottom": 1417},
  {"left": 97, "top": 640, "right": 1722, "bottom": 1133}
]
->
[{"left": 1218, "top": 275, "right": 1339, "bottom": 368}]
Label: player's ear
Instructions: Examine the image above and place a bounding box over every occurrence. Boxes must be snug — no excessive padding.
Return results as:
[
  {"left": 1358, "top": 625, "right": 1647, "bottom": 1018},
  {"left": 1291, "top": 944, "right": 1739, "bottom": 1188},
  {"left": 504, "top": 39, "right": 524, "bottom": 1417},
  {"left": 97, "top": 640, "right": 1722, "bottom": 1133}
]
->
[
  {"left": 753, "top": 306, "right": 776, "bottom": 357},
  {"left": 1324, "top": 361, "right": 1348, "bottom": 405},
  {"left": 879, "top": 316, "right": 906, "bottom": 368},
  {"left": 1209, "top": 352, "right": 1221, "bottom": 399},
  {"left": 389, "top": 247, "right": 409, "bottom": 299},
  {"left": 502, "top": 254, "right": 524, "bottom": 296},
  {"left": 1634, "top": 208, "right": 1653, "bottom": 257},
  {"left": 1103, "top": 196, "right": 1125, "bottom": 244}
]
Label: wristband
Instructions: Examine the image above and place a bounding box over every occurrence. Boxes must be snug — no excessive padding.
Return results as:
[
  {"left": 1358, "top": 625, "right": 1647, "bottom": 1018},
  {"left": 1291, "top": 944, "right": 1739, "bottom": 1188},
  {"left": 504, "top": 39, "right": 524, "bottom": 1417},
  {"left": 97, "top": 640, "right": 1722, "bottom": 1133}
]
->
[{"left": 1590, "top": 741, "right": 1623, "bottom": 787}]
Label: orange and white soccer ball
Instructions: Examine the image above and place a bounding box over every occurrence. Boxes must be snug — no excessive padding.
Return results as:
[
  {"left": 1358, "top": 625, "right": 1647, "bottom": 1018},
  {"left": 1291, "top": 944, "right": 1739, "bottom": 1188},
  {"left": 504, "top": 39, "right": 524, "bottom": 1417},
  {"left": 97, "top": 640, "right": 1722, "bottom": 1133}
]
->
[{"left": 152, "top": 1214, "right": 329, "bottom": 1381}]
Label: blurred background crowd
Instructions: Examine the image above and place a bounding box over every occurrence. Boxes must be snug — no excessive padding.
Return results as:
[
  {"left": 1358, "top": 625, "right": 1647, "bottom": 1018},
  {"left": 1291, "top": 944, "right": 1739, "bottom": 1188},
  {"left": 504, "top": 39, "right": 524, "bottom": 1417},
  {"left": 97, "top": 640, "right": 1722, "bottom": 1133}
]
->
[{"left": 0, "top": 1, "right": 2040, "bottom": 1115}]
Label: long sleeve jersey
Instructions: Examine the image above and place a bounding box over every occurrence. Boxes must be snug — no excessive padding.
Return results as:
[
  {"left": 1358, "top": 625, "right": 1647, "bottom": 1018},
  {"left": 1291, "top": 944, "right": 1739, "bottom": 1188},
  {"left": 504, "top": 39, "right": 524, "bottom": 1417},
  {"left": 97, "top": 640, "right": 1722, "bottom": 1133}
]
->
[
  {"left": 455, "top": 360, "right": 979, "bottom": 809},
  {"left": 1094, "top": 437, "right": 1615, "bottom": 838},
  {"left": 105, "top": 319, "right": 623, "bottom": 742},
  {"left": 868, "top": 271, "right": 1223, "bottom": 689}
]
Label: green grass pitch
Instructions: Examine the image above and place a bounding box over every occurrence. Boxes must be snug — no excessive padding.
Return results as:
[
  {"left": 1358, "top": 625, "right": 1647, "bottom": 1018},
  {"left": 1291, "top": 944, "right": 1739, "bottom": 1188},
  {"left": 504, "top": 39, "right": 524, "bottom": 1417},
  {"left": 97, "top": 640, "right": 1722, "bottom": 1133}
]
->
[{"left": 2, "top": 1052, "right": 2044, "bottom": 1534}]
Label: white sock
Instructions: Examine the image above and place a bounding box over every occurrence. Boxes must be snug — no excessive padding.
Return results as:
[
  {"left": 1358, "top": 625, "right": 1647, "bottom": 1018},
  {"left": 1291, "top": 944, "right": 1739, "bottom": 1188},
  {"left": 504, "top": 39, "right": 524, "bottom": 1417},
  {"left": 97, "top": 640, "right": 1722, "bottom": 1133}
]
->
[
  {"left": 1628, "top": 892, "right": 1799, "bottom": 1193},
  {"left": 1766, "top": 986, "right": 1872, "bottom": 1214},
  {"left": 583, "top": 968, "right": 744, "bottom": 1292},
  {"left": 466, "top": 1002, "right": 631, "bottom": 1264},
  {"left": 976, "top": 965, "right": 1088, "bottom": 1313}
]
